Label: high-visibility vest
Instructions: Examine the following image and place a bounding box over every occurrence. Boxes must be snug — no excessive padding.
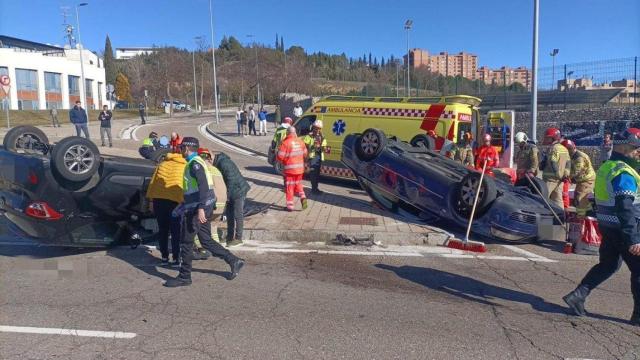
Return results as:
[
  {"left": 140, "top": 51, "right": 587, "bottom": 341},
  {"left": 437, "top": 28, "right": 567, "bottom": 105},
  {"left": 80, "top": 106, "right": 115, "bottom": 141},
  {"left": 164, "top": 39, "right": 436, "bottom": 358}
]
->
[
  {"left": 277, "top": 136, "right": 307, "bottom": 175},
  {"left": 302, "top": 134, "right": 327, "bottom": 161},
  {"left": 142, "top": 138, "right": 154, "bottom": 146},
  {"left": 571, "top": 150, "right": 596, "bottom": 183},
  {"left": 594, "top": 159, "right": 640, "bottom": 227},
  {"left": 272, "top": 126, "right": 289, "bottom": 149},
  {"left": 183, "top": 156, "right": 214, "bottom": 198},
  {"left": 206, "top": 163, "right": 227, "bottom": 214}
]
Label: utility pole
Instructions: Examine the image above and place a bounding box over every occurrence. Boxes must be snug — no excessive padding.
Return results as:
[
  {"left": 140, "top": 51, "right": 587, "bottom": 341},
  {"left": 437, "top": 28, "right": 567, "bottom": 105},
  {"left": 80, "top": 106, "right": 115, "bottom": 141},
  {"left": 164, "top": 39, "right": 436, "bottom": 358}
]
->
[
  {"left": 208, "top": 0, "right": 220, "bottom": 124},
  {"left": 530, "top": 0, "right": 539, "bottom": 141},
  {"left": 550, "top": 48, "right": 559, "bottom": 90},
  {"left": 193, "top": 36, "right": 202, "bottom": 112},
  {"left": 405, "top": 20, "right": 413, "bottom": 97}
]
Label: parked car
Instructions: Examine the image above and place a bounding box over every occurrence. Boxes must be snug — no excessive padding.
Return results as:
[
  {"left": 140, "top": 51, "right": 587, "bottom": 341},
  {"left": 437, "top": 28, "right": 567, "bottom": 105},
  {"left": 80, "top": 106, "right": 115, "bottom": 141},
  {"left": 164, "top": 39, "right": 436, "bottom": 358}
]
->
[
  {"left": 341, "top": 128, "right": 563, "bottom": 243},
  {"left": 115, "top": 100, "right": 129, "bottom": 109},
  {"left": 0, "top": 126, "right": 158, "bottom": 247},
  {"left": 161, "top": 100, "right": 190, "bottom": 111}
]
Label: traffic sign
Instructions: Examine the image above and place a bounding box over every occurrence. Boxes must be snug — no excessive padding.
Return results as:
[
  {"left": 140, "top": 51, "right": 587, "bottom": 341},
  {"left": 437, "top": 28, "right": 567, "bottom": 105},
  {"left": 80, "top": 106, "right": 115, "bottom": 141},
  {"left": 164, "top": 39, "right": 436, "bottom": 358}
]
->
[{"left": 0, "top": 75, "right": 10, "bottom": 97}]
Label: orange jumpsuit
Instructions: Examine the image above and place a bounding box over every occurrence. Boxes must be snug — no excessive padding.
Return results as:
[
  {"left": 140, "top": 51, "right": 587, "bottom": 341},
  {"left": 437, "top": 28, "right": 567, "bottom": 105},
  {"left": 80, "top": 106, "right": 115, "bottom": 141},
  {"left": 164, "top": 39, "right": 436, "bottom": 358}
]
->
[
  {"left": 277, "top": 135, "right": 308, "bottom": 210},
  {"left": 475, "top": 145, "right": 500, "bottom": 176}
]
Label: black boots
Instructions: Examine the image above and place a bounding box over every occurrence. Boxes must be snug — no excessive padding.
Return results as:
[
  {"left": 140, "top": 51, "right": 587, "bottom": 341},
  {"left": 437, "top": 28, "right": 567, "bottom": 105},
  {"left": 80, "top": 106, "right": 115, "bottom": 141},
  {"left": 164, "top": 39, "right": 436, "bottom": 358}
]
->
[
  {"left": 563, "top": 285, "right": 590, "bottom": 316},
  {"left": 227, "top": 257, "right": 245, "bottom": 281},
  {"left": 163, "top": 276, "right": 192, "bottom": 288}
]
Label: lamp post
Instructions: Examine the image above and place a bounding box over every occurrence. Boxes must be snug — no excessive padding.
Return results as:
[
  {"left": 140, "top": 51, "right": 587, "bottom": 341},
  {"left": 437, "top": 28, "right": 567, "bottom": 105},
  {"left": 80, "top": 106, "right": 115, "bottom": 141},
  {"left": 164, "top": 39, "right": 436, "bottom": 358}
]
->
[
  {"left": 550, "top": 48, "right": 559, "bottom": 90},
  {"left": 75, "top": 2, "right": 88, "bottom": 115},
  {"left": 193, "top": 36, "right": 202, "bottom": 112},
  {"left": 247, "top": 34, "right": 261, "bottom": 108},
  {"left": 208, "top": 0, "right": 220, "bottom": 124},
  {"left": 404, "top": 20, "right": 413, "bottom": 97},
  {"left": 530, "top": 0, "right": 539, "bottom": 141}
]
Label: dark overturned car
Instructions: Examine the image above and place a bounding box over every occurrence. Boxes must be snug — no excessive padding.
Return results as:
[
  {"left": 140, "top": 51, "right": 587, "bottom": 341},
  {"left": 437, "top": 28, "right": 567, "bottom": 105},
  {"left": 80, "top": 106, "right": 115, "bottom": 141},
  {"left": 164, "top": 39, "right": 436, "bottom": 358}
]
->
[
  {"left": 0, "top": 126, "right": 158, "bottom": 247},
  {"left": 341, "top": 128, "right": 564, "bottom": 243}
]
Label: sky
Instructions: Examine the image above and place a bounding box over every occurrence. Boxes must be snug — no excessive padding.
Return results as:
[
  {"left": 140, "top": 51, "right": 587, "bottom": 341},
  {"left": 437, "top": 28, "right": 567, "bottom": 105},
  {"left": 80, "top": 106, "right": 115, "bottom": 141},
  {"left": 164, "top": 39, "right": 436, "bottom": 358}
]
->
[{"left": 0, "top": 0, "right": 638, "bottom": 69}]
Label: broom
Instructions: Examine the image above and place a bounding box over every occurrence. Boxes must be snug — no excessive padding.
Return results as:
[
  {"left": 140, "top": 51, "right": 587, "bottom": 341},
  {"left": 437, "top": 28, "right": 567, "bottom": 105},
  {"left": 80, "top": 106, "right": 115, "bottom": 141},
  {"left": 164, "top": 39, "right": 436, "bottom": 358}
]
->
[{"left": 446, "top": 160, "right": 488, "bottom": 253}]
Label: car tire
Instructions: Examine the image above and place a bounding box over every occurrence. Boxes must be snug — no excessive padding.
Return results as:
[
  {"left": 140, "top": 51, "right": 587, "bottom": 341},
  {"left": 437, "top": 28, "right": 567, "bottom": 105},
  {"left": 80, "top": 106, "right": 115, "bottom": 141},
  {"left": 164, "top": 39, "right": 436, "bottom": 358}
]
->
[
  {"left": 150, "top": 148, "right": 171, "bottom": 163},
  {"left": 409, "top": 134, "right": 435, "bottom": 150},
  {"left": 3, "top": 125, "right": 49, "bottom": 154},
  {"left": 455, "top": 172, "right": 497, "bottom": 217},
  {"left": 515, "top": 176, "right": 549, "bottom": 199},
  {"left": 355, "top": 128, "right": 386, "bottom": 161},
  {"left": 51, "top": 136, "right": 101, "bottom": 182}
]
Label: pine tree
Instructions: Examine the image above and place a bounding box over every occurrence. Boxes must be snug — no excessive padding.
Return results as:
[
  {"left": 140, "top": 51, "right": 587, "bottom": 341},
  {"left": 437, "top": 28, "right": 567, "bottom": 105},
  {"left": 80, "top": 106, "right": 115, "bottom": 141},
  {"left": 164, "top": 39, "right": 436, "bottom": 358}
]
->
[
  {"left": 275, "top": 33, "right": 279, "bottom": 49},
  {"left": 368, "top": 53, "right": 372, "bottom": 65},
  {"left": 381, "top": 56, "right": 386, "bottom": 68},
  {"left": 280, "top": 36, "right": 284, "bottom": 52},
  {"left": 115, "top": 72, "right": 132, "bottom": 103},
  {"left": 374, "top": 57, "right": 378, "bottom": 66},
  {"left": 103, "top": 35, "right": 117, "bottom": 86}
]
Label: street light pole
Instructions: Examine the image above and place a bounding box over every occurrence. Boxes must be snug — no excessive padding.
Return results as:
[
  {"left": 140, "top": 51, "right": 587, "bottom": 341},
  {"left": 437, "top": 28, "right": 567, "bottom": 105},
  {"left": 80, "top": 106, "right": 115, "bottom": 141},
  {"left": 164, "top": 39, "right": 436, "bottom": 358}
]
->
[
  {"left": 550, "top": 48, "right": 559, "bottom": 90},
  {"left": 75, "top": 2, "right": 88, "bottom": 116},
  {"left": 208, "top": 0, "right": 220, "bottom": 124},
  {"left": 530, "top": 0, "right": 539, "bottom": 141},
  {"left": 247, "top": 34, "right": 260, "bottom": 108},
  {"left": 404, "top": 20, "right": 413, "bottom": 97}
]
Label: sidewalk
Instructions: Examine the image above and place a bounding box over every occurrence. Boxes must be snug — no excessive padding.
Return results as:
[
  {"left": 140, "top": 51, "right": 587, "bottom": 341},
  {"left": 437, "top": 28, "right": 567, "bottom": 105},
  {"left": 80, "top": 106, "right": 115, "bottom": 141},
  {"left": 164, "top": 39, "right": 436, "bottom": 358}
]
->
[{"left": 206, "top": 117, "right": 455, "bottom": 247}]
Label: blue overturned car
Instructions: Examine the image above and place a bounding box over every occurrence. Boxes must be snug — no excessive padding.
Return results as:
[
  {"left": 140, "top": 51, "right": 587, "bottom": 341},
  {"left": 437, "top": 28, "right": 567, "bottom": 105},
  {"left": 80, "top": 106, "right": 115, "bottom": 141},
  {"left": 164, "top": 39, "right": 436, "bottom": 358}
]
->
[{"left": 341, "top": 128, "right": 563, "bottom": 243}]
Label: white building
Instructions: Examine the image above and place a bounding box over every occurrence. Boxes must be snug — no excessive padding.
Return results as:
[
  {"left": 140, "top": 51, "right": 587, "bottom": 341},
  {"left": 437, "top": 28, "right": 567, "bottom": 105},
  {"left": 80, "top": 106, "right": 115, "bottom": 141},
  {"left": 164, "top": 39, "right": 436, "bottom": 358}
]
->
[
  {"left": 0, "top": 35, "right": 107, "bottom": 110},
  {"left": 115, "top": 47, "right": 156, "bottom": 60}
]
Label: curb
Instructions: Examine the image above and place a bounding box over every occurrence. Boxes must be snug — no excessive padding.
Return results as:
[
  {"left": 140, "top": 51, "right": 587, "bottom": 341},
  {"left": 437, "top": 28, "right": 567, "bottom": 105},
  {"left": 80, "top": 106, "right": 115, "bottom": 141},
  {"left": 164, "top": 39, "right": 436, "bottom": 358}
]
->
[
  {"left": 217, "top": 228, "right": 452, "bottom": 247},
  {"left": 205, "top": 124, "right": 269, "bottom": 157}
]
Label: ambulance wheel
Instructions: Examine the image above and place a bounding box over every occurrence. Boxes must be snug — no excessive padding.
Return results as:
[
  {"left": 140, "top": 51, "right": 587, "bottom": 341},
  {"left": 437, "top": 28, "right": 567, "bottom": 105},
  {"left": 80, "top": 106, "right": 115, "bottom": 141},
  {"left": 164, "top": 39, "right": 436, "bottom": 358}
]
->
[
  {"left": 356, "top": 128, "right": 386, "bottom": 161},
  {"left": 410, "top": 134, "right": 435, "bottom": 150}
]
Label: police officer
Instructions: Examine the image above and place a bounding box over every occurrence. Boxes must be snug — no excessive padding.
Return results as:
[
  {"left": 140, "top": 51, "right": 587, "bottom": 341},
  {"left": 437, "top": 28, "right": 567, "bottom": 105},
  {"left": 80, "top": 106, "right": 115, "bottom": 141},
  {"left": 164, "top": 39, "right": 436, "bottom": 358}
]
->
[
  {"left": 563, "top": 128, "right": 640, "bottom": 326},
  {"left": 164, "top": 137, "right": 245, "bottom": 287},
  {"left": 561, "top": 139, "right": 596, "bottom": 217},
  {"left": 139, "top": 132, "right": 159, "bottom": 159},
  {"left": 514, "top": 132, "right": 539, "bottom": 184}
]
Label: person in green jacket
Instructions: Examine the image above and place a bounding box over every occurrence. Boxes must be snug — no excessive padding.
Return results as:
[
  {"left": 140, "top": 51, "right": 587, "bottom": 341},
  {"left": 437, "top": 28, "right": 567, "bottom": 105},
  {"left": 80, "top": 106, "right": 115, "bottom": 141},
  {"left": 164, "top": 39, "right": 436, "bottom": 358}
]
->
[{"left": 302, "top": 120, "right": 327, "bottom": 195}]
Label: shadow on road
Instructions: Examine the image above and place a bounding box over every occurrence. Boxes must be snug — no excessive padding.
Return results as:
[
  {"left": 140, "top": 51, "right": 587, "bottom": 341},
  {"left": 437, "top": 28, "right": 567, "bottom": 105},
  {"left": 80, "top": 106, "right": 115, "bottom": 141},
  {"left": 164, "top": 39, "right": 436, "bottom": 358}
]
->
[{"left": 375, "top": 264, "right": 631, "bottom": 324}]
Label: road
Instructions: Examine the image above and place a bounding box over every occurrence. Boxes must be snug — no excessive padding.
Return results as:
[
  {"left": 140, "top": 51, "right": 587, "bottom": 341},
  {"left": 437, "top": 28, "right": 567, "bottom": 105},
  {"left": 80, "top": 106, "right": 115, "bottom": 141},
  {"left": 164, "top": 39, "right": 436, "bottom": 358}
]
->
[{"left": 1, "top": 114, "right": 639, "bottom": 359}]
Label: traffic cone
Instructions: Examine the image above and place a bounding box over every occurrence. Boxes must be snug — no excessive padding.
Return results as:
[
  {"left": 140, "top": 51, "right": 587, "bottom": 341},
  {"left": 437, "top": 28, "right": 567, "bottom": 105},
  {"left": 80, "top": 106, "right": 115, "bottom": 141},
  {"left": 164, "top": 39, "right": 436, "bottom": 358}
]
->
[{"left": 563, "top": 242, "right": 573, "bottom": 254}]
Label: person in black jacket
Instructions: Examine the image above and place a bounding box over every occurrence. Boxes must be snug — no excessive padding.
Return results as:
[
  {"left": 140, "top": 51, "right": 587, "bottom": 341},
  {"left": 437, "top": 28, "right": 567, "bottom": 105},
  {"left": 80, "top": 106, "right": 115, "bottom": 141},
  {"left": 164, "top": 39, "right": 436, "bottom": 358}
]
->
[
  {"left": 69, "top": 100, "right": 89, "bottom": 138},
  {"left": 164, "top": 137, "right": 244, "bottom": 288},
  {"left": 98, "top": 105, "right": 113, "bottom": 147},
  {"left": 212, "top": 152, "right": 250, "bottom": 247}
]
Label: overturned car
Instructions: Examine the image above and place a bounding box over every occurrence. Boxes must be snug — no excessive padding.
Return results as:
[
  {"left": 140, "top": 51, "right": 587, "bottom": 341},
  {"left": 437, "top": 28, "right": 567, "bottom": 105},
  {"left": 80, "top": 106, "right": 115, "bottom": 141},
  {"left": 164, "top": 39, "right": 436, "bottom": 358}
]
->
[
  {"left": 341, "top": 128, "right": 564, "bottom": 243},
  {"left": 0, "top": 126, "right": 158, "bottom": 247}
]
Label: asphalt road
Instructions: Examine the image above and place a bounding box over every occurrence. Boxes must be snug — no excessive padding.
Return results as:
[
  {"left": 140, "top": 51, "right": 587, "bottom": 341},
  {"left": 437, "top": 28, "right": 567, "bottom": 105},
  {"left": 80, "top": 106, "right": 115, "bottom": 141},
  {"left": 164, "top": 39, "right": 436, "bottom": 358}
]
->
[{"left": 1, "top": 114, "right": 639, "bottom": 359}]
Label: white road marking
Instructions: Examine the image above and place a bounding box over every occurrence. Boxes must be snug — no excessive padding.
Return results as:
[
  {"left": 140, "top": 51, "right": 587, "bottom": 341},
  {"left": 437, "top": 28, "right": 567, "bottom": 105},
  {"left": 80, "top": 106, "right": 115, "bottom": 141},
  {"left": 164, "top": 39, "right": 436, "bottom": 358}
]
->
[
  {"left": 0, "top": 325, "right": 136, "bottom": 339},
  {"left": 120, "top": 124, "right": 139, "bottom": 140},
  {"left": 501, "top": 245, "right": 554, "bottom": 262},
  {"left": 198, "top": 122, "right": 262, "bottom": 158}
]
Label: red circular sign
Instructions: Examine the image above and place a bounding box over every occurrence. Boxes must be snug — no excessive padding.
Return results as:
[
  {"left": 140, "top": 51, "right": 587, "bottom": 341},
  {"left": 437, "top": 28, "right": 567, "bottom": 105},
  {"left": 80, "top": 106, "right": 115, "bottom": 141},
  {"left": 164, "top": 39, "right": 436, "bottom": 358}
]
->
[{"left": 0, "top": 75, "right": 10, "bottom": 86}]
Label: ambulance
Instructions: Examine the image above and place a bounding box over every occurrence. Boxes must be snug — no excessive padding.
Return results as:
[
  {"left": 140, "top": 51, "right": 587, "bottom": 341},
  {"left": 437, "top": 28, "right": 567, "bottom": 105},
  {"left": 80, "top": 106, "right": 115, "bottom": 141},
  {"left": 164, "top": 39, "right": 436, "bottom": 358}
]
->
[{"left": 293, "top": 95, "right": 482, "bottom": 179}]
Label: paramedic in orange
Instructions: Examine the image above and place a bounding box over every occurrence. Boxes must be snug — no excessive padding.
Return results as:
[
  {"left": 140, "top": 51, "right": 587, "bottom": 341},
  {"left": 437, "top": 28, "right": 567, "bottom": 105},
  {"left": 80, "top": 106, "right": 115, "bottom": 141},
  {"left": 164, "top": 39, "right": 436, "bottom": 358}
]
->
[
  {"left": 475, "top": 134, "right": 500, "bottom": 176},
  {"left": 277, "top": 126, "right": 308, "bottom": 212}
]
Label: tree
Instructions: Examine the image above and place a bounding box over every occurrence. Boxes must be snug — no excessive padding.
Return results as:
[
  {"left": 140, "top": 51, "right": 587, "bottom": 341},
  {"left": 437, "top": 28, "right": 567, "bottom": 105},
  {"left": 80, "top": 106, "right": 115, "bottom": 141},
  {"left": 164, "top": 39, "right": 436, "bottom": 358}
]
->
[
  {"left": 104, "top": 35, "right": 117, "bottom": 86},
  {"left": 275, "top": 33, "right": 279, "bottom": 49},
  {"left": 368, "top": 53, "right": 372, "bottom": 66},
  {"left": 115, "top": 72, "right": 132, "bottom": 103},
  {"left": 279, "top": 36, "right": 284, "bottom": 52}
]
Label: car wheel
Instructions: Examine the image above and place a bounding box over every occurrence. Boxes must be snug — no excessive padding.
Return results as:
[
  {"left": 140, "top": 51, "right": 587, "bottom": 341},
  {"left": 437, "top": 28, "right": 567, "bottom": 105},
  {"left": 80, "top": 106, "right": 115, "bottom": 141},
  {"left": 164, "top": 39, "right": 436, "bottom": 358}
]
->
[
  {"left": 150, "top": 148, "right": 171, "bottom": 163},
  {"left": 355, "top": 128, "right": 386, "bottom": 161},
  {"left": 51, "top": 137, "right": 100, "bottom": 182},
  {"left": 519, "top": 176, "right": 549, "bottom": 199},
  {"left": 454, "top": 172, "right": 497, "bottom": 218},
  {"left": 3, "top": 125, "right": 49, "bottom": 154},
  {"left": 410, "top": 134, "right": 435, "bottom": 150}
]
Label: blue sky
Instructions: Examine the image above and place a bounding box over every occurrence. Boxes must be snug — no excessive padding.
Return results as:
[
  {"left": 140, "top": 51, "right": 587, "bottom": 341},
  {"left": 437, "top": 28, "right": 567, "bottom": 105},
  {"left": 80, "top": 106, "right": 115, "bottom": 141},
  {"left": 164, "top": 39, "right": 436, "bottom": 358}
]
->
[{"left": 1, "top": 0, "right": 638, "bottom": 68}]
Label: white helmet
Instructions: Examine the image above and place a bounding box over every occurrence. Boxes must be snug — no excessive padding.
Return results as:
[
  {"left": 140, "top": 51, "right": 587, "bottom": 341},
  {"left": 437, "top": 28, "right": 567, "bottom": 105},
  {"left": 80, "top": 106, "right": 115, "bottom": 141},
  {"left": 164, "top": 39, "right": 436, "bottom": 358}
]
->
[
  {"left": 515, "top": 132, "right": 528, "bottom": 143},
  {"left": 312, "top": 120, "right": 323, "bottom": 129}
]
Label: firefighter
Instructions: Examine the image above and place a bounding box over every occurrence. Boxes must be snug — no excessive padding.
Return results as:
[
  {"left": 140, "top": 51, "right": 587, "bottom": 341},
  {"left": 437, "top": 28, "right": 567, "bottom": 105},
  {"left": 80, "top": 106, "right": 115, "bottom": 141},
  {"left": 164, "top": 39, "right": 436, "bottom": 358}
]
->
[
  {"left": 541, "top": 128, "right": 571, "bottom": 209},
  {"left": 561, "top": 139, "right": 596, "bottom": 217},
  {"left": 514, "top": 131, "right": 539, "bottom": 183},
  {"left": 455, "top": 132, "right": 475, "bottom": 167},
  {"left": 302, "top": 120, "right": 327, "bottom": 195},
  {"left": 164, "top": 137, "right": 244, "bottom": 287},
  {"left": 475, "top": 134, "right": 499, "bottom": 175},
  {"left": 563, "top": 128, "right": 640, "bottom": 326},
  {"left": 277, "top": 126, "right": 308, "bottom": 211}
]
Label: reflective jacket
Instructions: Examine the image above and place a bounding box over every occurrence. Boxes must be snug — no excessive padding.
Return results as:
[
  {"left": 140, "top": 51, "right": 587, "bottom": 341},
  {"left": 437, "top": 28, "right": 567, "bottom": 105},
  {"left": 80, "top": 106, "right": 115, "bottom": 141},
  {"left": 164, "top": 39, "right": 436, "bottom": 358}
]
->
[
  {"left": 277, "top": 135, "right": 308, "bottom": 175},
  {"left": 183, "top": 155, "right": 215, "bottom": 209},
  {"left": 570, "top": 150, "right": 596, "bottom": 183},
  {"left": 271, "top": 124, "right": 290, "bottom": 150},
  {"left": 205, "top": 162, "right": 227, "bottom": 215},
  {"left": 543, "top": 142, "right": 570, "bottom": 181},
  {"left": 455, "top": 144, "right": 475, "bottom": 167},
  {"left": 170, "top": 136, "right": 182, "bottom": 153},
  {"left": 475, "top": 145, "right": 499, "bottom": 172},
  {"left": 594, "top": 153, "right": 640, "bottom": 246},
  {"left": 302, "top": 133, "right": 327, "bottom": 161},
  {"left": 515, "top": 142, "right": 539, "bottom": 178},
  {"left": 146, "top": 153, "right": 186, "bottom": 204}
]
